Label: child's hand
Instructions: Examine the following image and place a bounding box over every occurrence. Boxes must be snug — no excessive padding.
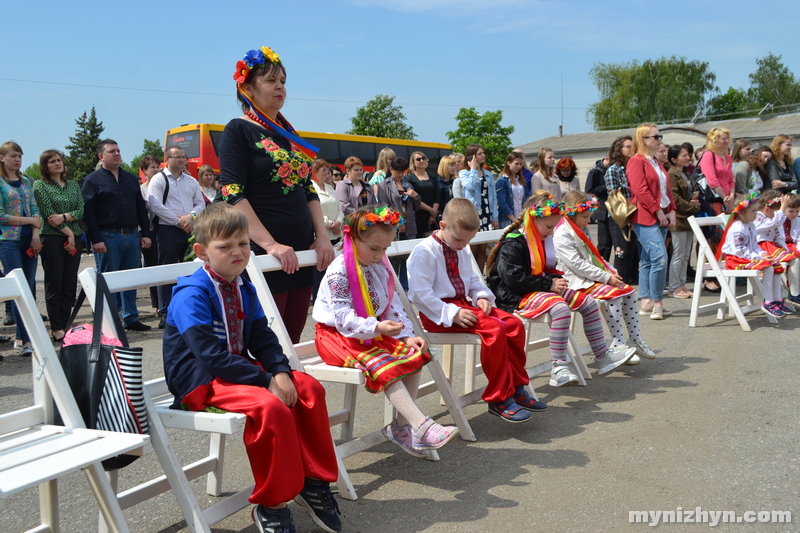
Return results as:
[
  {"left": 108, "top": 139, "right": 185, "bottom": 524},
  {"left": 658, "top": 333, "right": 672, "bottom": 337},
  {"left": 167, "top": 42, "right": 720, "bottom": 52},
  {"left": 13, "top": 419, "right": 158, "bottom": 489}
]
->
[
  {"left": 268, "top": 372, "right": 297, "bottom": 408},
  {"left": 608, "top": 273, "right": 624, "bottom": 287},
  {"left": 762, "top": 252, "right": 770, "bottom": 260},
  {"left": 781, "top": 194, "right": 791, "bottom": 210},
  {"left": 401, "top": 336, "right": 428, "bottom": 354},
  {"left": 377, "top": 320, "right": 403, "bottom": 337},
  {"left": 550, "top": 278, "right": 568, "bottom": 294},
  {"left": 476, "top": 297, "right": 492, "bottom": 315},
  {"left": 453, "top": 308, "right": 478, "bottom": 328}
]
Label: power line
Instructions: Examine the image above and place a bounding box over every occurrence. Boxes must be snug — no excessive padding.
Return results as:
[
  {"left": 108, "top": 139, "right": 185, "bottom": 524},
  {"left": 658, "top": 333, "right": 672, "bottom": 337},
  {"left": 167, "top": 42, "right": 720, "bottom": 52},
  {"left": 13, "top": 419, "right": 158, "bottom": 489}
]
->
[{"left": 0, "top": 76, "right": 584, "bottom": 111}]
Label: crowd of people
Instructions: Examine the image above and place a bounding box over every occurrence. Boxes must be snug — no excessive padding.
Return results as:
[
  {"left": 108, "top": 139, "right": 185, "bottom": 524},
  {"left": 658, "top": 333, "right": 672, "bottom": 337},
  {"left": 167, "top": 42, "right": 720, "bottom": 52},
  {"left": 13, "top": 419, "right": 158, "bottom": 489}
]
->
[{"left": 2, "top": 42, "right": 799, "bottom": 533}]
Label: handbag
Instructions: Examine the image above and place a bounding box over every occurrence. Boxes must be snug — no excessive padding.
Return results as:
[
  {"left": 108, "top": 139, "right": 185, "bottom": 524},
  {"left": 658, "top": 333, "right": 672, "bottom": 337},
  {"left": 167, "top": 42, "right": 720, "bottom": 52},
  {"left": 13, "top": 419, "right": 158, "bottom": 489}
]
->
[
  {"left": 56, "top": 272, "right": 148, "bottom": 471},
  {"left": 605, "top": 188, "right": 638, "bottom": 241},
  {"left": 692, "top": 153, "right": 722, "bottom": 203}
]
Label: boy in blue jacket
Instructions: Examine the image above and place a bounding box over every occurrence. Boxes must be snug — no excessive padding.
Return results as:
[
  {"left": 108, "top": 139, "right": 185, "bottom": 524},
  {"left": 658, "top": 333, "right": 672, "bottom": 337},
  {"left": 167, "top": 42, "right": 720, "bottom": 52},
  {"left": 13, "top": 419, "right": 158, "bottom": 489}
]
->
[{"left": 162, "top": 203, "right": 341, "bottom": 533}]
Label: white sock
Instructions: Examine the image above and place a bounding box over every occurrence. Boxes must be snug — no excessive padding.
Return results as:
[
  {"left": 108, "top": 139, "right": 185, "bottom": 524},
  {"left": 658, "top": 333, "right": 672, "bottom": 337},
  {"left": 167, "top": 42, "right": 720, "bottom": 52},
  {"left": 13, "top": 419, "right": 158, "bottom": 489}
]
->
[{"left": 384, "top": 379, "right": 426, "bottom": 429}]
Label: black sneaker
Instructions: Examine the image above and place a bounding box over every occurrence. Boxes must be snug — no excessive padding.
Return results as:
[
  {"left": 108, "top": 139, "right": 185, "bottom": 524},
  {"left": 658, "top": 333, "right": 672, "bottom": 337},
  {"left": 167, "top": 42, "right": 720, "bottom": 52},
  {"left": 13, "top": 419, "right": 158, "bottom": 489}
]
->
[
  {"left": 294, "top": 479, "right": 342, "bottom": 533},
  {"left": 158, "top": 315, "right": 167, "bottom": 329},
  {"left": 124, "top": 320, "right": 151, "bottom": 332},
  {"left": 252, "top": 505, "right": 295, "bottom": 533},
  {"left": 3, "top": 313, "right": 14, "bottom": 326}
]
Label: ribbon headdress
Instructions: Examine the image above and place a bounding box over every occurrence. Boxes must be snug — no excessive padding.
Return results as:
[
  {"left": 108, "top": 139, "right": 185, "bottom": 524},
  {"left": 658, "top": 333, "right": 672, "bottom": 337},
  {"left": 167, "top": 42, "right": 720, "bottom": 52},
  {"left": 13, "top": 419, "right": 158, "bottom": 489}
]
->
[
  {"left": 715, "top": 192, "right": 759, "bottom": 261},
  {"left": 233, "top": 46, "right": 319, "bottom": 160},
  {"left": 562, "top": 196, "right": 612, "bottom": 272},
  {"left": 343, "top": 207, "right": 405, "bottom": 344},
  {"left": 520, "top": 197, "right": 564, "bottom": 276}
]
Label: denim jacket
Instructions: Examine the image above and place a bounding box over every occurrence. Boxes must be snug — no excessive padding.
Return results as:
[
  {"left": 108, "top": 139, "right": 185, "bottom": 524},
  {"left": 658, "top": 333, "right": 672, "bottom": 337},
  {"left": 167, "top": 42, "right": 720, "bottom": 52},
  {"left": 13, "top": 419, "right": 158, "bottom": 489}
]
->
[
  {"left": 458, "top": 168, "right": 498, "bottom": 222},
  {"left": 0, "top": 176, "right": 40, "bottom": 241}
]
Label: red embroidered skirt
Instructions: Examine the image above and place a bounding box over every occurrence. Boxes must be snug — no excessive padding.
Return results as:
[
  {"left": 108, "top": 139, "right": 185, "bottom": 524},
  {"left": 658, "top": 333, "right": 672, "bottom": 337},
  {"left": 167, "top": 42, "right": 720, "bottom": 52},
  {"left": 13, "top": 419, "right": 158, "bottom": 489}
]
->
[
  {"left": 314, "top": 323, "right": 431, "bottom": 394},
  {"left": 759, "top": 241, "right": 800, "bottom": 264},
  {"left": 576, "top": 281, "right": 635, "bottom": 300},
  {"left": 724, "top": 255, "right": 776, "bottom": 271},
  {"left": 516, "top": 288, "right": 590, "bottom": 319}
]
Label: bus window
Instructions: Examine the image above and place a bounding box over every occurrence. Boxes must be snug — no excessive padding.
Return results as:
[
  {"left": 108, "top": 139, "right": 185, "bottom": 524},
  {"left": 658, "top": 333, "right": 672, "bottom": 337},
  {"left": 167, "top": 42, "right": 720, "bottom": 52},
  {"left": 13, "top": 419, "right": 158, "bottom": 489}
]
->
[
  {"left": 209, "top": 130, "right": 224, "bottom": 160},
  {"left": 381, "top": 145, "right": 409, "bottom": 163},
  {"left": 167, "top": 129, "right": 201, "bottom": 158},
  {"left": 313, "top": 138, "right": 341, "bottom": 165},
  {"left": 339, "top": 140, "right": 376, "bottom": 167}
]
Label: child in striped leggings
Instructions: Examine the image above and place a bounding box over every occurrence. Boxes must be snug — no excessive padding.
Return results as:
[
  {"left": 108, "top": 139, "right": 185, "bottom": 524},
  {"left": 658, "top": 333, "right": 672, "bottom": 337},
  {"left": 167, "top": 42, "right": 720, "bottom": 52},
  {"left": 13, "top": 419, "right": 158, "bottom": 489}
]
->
[{"left": 487, "top": 191, "right": 635, "bottom": 387}]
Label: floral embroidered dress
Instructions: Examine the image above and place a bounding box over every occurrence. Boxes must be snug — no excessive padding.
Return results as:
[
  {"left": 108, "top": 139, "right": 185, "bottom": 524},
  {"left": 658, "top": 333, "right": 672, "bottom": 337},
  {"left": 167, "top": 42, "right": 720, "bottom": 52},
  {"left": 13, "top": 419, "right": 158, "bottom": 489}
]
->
[{"left": 219, "top": 118, "right": 319, "bottom": 292}]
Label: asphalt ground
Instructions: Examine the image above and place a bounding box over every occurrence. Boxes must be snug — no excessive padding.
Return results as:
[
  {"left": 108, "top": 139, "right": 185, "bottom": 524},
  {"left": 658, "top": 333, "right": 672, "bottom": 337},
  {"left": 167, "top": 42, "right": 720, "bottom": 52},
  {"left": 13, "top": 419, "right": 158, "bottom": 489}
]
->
[{"left": 1, "top": 250, "right": 798, "bottom": 532}]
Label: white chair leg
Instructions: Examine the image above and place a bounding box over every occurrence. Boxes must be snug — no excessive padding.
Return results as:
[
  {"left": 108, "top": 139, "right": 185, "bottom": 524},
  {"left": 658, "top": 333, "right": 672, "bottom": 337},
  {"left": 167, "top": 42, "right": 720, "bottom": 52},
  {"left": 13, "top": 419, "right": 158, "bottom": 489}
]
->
[
  {"left": 464, "top": 345, "right": 477, "bottom": 394},
  {"left": 85, "top": 462, "right": 131, "bottom": 533},
  {"left": 340, "top": 384, "right": 358, "bottom": 442},
  {"left": 333, "top": 436, "right": 358, "bottom": 501},
  {"left": 98, "top": 470, "right": 119, "bottom": 533},
  {"left": 206, "top": 434, "right": 225, "bottom": 496},
  {"left": 39, "top": 479, "right": 59, "bottom": 533},
  {"left": 426, "top": 359, "right": 476, "bottom": 442},
  {"left": 439, "top": 344, "right": 454, "bottom": 406}
]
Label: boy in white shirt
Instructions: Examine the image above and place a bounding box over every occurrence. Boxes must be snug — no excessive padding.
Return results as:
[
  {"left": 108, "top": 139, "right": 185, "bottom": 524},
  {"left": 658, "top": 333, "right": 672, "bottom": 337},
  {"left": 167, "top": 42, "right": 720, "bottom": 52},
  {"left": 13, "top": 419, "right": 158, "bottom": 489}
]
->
[
  {"left": 407, "top": 198, "right": 545, "bottom": 424},
  {"left": 780, "top": 194, "right": 800, "bottom": 303}
]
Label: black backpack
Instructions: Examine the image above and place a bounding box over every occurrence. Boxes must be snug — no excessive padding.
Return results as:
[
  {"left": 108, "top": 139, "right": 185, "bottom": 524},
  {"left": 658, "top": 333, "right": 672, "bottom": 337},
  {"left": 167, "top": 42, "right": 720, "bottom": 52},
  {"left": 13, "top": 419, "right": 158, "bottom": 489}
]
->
[{"left": 150, "top": 170, "right": 170, "bottom": 232}]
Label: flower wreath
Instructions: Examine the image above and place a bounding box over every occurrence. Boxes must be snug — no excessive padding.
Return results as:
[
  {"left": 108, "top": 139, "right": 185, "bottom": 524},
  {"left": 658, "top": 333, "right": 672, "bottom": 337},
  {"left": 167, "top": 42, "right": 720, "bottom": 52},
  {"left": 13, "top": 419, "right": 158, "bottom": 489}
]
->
[
  {"left": 732, "top": 192, "right": 760, "bottom": 215},
  {"left": 233, "top": 46, "right": 281, "bottom": 85},
  {"left": 565, "top": 197, "right": 598, "bottom": 216},
  {"left": 527, "top": 197, "right": 565, "bottom": 217},
  {"left": 360, "top": 206, "right": 404, "bottom": 230}
]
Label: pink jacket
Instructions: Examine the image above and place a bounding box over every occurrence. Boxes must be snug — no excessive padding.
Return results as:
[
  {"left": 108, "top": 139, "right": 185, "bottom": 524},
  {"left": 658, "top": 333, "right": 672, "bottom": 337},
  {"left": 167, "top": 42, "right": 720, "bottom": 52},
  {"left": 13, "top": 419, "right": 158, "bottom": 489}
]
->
[
  {"left": 626, "top": 154, "right": 677, "bottom": 226},
  {"left": 699, "top": 151, "right": 734, "bottom": 196}
]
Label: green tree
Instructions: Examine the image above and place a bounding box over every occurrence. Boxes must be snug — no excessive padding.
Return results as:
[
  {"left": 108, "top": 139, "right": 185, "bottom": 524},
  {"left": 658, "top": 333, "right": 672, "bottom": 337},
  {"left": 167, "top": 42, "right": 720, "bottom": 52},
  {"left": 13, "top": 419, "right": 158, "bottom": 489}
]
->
[
  {"left": 64, "top": 106, "right": 104, "bottom": 181},
  {"left": 747, "top": 52, "right": 800, "bottom": 110},
  {"left": 348, "top": 95, "right": 416, "bottom": 140},
  {"left": 588, "top": 56, "right": 717, "bottom": 129},
  {"left": 122, "top": 138, "right": 164, "bottom": 175},
  {"left": 23, "top": 163, "right": 41, "bottom": 180},
  {"left": 706, "top": 87, "right": 751, "bottom": 119},
  {"left": 446, "top": 107, "right": 514, "bottom": 171}
]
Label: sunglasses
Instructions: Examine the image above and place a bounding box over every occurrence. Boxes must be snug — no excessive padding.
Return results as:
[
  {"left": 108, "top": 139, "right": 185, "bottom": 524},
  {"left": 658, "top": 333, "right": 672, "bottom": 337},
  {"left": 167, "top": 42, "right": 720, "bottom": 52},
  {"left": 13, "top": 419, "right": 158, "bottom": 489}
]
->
[
  {"left": 644, "top": 135, "right": 664, "bottom": 141},
  {"left": 415, "top": 157, "right": 427, "bottom": 162}
]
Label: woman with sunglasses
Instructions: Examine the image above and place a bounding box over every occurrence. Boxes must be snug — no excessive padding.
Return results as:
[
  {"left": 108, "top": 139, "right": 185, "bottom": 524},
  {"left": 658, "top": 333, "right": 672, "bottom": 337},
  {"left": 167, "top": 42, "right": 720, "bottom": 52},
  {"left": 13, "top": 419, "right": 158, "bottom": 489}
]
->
[
  {"left": 626, "top": 124, "right": 677, "bottom": 320},
  {"left": 407, "top": 151, "right": 439, "bottom": 237}
]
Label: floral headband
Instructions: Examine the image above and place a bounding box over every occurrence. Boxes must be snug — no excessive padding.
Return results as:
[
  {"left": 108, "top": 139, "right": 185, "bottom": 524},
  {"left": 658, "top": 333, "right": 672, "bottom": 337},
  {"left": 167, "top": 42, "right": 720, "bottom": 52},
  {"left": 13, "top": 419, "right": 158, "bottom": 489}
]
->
[
  {"left": 732, "top": 192, "right": 760, "bottom": 214},
  {"left": 233, "top": 46, "right": 281, "bottom": 85},
  {"left": 344, "top": 206, "right": 405, "bottom": 232},
  {"left": 565, "top": 197, "right": 598, "bottom": 216},
  {"left": 766, "top": 197, "right": 781, "bottom": 207},
  {"left": 527, "top": 197, "right": 565, "bottom": 217}
]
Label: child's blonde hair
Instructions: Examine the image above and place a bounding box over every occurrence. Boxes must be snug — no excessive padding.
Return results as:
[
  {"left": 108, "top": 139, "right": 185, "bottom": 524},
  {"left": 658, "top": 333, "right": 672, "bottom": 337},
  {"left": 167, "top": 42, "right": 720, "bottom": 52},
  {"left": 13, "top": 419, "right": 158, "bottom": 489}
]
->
[
  {"left": 563, "top": 190, "right": 592, "bottom": 211},
  {"left": 194, "top": 203, "right": 249, "bottom": 245},
  {"left": 442, "top": 198, "right": 480, "bottom": 231},
  {"left": 347, "top": 205, "right": 398, "bottom": 242}
]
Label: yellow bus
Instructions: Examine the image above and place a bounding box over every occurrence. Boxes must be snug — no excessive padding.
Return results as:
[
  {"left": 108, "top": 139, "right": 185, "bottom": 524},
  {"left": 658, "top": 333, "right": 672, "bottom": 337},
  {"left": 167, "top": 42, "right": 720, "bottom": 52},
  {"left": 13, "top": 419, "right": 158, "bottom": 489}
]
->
[{"left": 163, "top": 123, "right": 452, "bottom": 176}]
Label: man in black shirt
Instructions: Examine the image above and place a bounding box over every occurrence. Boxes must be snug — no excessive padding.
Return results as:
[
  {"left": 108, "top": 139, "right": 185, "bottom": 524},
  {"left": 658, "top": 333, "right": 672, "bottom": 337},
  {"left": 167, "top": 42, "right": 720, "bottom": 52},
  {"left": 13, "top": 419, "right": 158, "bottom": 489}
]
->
[{"left": 81, "top": 139, "right": 152, "bottom": 331}]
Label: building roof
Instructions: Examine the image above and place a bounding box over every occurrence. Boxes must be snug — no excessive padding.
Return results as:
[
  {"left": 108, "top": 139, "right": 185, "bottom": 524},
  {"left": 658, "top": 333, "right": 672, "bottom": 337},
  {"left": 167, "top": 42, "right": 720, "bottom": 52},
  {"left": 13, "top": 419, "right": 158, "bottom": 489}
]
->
[{"left": 516, "top": 113, "right": 800, "bottom": 156}]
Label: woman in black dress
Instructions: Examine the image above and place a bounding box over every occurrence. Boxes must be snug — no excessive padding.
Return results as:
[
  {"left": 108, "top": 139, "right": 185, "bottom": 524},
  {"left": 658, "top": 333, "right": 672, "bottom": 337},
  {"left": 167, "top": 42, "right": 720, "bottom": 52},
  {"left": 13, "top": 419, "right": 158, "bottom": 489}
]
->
[
  {"left": 219, "top": 46, "right": 334, "bottom": 343},
  {"left": 406, "top": 150, "right": 439, "bottom": 237}
]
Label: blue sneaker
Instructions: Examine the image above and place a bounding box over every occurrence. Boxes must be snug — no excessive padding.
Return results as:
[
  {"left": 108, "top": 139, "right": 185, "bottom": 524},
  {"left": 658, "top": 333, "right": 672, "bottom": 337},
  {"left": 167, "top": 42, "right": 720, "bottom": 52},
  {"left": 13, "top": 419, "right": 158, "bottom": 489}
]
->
[
  {"left": 294, "top": 478, "right": 342, "bottom": 533},
  {"left": 252, "top": 505, "right": 295, "bottom": 533},
  {"left": 777, "top": 301, "right": 793, "bottom": 315},
  {"left": 762, "top": 302, "right": 784, "bottom": 318},
  {"left": 787, "top": 293, "right": 800, "bottom": 305},
  {"left": 488, "top": 397, "right": 532, "bottom": 423},
  {"left": 512, "top": 386, "right": 547, "bottom": 412}
]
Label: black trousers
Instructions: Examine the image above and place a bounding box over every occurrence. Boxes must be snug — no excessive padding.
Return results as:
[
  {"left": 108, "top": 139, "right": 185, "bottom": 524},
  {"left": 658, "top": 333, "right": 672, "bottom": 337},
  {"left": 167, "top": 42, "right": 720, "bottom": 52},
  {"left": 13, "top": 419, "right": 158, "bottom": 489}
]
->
[
  {"left": 40, "top": 234, "right": 82, "bottom": 331},
  {"left": 156, "top": 225, "right": 190, "bottom": 315},
  {"left": 608, "top": 219, "right": 640, "bottom": 285},
  {"left": 141, "top": 230, "right": 159, "bottom": 310},
  {"left": 595, "top": 217, "right": 612, "bottom": 261}
]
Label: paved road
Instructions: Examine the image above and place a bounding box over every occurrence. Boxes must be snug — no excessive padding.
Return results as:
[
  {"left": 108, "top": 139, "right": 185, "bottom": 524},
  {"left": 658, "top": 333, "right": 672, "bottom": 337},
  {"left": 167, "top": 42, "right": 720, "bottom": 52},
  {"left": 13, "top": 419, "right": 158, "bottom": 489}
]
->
[{"left": 1, "top": 254, "right": 798, "bottom": 532}]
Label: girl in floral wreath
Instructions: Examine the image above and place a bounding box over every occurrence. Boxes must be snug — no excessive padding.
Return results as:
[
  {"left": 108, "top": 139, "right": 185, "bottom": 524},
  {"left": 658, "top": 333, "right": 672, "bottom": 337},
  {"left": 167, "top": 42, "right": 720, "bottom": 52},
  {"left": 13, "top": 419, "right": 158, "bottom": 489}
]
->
[
  {"left": 313, "top": 205, "right": 460, "bottom": 457},
  {"left": 554, "top": 191, "right": 655, "bottom": 366},
  {"left": 487, "top": 191, "right": 635, "bottom": 387},
  {"left": 219, "top": 45, "right": 335, "bottom": 344},
  {"left": 718, "top": 193, "right": 787, "bottom": 318}
]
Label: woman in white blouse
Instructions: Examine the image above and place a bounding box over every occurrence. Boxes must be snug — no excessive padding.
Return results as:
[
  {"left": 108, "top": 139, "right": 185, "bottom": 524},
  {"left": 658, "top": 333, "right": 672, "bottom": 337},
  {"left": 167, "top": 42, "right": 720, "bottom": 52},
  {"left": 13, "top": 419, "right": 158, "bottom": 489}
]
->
[{"left": 311, "top": 159, "right": 344, "bottom": 299}]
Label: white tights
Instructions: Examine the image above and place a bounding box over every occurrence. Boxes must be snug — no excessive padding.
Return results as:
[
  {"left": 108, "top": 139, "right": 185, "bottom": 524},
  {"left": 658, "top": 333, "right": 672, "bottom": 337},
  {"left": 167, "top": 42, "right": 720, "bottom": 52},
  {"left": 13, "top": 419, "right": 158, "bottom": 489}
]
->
[{"left": 384, "top": 372, "right": 426, "bottom": 429}]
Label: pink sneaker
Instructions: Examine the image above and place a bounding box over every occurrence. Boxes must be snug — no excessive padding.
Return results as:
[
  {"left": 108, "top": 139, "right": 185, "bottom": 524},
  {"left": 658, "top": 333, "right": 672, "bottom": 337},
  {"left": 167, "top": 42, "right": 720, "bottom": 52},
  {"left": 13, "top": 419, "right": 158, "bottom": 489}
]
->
[
  {"left": 383, "top": 420, "right": 426, "bottom": 458},
  {"left": 412, "top": 417, "right": 460, "bottom": 451}
]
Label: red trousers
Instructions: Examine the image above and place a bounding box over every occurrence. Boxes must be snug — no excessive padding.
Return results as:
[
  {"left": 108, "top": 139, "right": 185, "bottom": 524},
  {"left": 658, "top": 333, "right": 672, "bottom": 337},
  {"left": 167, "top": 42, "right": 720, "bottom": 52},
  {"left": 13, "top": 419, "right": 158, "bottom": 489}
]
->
[
  {"left": 204, "top": 371, "right": 338, "bottom": 507},
  {"left": 420, "top": 298, "right": 529, "bottom": 403}
]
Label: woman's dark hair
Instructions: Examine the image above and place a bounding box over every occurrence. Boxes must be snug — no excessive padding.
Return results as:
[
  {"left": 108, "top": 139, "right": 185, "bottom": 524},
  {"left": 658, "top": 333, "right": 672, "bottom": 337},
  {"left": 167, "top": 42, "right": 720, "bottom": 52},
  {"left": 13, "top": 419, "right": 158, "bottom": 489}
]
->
[
  {"left": 607, "top": 135, "right": 633, "bottom": 167},
  {"left": 461, "top": 144, "right": 484, "bottom": 171},
  {"left": 39, "top": 149, "right": 66, "bottom": 185},
  {"left": 390, "top": 157, "right": 409, "bottom": 172},
  {"left": 139, "top": 154, "right": 161, "bottom": 172},
  {"left": 667, "top": 145, "right": 685, "bottom": 167},
  {"left": 236, "top": 62, "right": 287, "bottom": 114}
]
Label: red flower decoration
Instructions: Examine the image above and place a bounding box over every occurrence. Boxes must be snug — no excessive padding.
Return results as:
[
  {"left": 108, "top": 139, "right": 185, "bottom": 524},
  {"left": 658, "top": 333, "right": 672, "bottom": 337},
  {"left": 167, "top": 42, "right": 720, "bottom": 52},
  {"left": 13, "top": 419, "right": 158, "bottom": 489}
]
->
[
  {"left": 260, "top": 139, "right": 279, "bottom": 152},
  {"left": 233, "top": 60, "right": 248, "bottom": 84},
  {"left": 298, "top": 163, "right": 309, "bottom": 178},
  {"left": 278, "top": 162, "right": 291, "bottom": 177}
]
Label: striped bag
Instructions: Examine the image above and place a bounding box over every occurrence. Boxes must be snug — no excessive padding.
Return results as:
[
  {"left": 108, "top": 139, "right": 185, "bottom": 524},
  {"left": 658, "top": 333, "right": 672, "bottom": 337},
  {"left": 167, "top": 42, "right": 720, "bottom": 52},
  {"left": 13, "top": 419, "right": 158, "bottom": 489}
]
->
[{"left": 57, "top": 272, "right": 148, "bottom": 471}]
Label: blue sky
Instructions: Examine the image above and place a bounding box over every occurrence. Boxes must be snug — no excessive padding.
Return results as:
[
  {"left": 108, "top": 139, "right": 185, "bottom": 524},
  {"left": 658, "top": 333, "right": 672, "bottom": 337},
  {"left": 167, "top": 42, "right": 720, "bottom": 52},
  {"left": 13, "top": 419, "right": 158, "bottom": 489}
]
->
[{"left": 4, "top": 0, "right": 798, "bottom": 169}]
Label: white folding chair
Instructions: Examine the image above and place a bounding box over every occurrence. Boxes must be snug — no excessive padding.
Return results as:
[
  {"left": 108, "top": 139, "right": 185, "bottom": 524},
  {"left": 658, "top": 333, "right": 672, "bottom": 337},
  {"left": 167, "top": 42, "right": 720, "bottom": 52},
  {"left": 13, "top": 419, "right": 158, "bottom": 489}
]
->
[
  {"left": 687, "top": 214, "right": 774, "bottom": 331},
  {"left": 0, "top": 269, "right": 149, "bottom": 533}
]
